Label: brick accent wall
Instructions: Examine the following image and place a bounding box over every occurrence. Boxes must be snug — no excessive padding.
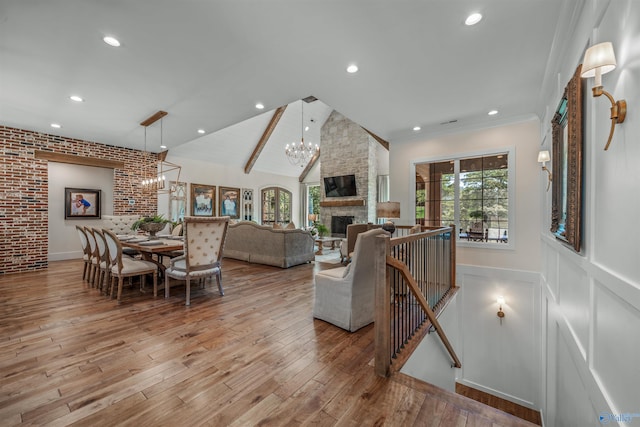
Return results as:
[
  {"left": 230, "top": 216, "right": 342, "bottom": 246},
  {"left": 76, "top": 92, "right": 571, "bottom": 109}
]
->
[{"left": 0, "top": 126, "right": 157, "bottom": 274}]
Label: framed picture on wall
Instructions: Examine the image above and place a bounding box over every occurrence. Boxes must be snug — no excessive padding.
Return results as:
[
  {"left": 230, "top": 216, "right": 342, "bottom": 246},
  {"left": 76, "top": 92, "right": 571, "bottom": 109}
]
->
[
  {"left": 190, "top": 183, "right": 216, "bottom": 217},
  {"left": 219, "top": 186, "right": 240, "bottom": 219},
  {"left": 65, "top": 188, "right": 101, "bottom": 219}
]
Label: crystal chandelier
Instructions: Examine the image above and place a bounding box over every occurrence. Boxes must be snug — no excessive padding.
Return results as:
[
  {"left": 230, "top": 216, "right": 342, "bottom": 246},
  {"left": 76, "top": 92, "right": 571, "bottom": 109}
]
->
[{"left": 285, "top": 101, "right": 318, "bottom": 167}]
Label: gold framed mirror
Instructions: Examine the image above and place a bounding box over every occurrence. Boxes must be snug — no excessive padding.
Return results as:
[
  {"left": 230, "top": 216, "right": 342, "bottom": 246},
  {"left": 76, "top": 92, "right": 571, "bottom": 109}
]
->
[{"left": 551, "top": 65, "right": 583, "bottom": 252}]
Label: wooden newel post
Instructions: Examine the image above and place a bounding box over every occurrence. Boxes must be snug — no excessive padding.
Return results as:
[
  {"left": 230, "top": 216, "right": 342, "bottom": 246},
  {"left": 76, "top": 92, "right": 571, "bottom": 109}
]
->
[{"left": 374, "top": 234, "right": 391, "bottom": 377}]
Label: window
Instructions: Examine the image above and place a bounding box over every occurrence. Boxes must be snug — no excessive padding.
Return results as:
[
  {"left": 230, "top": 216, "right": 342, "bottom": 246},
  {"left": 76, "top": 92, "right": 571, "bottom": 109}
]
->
[
  {"left": 261, "top": 187, "right": 292, "bottom": 225},
  {"left": 415, "top": 150, "right": 511, "bottom": 245},
  {"left": 306, "top": 184, "right": 321, "bottom": 227}
]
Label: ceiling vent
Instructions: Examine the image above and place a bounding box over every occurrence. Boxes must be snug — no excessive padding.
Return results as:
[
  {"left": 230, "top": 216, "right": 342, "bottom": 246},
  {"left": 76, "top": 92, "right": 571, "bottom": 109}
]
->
[{"left": 302, "top": 95, "right": 318, "bottom": 103}]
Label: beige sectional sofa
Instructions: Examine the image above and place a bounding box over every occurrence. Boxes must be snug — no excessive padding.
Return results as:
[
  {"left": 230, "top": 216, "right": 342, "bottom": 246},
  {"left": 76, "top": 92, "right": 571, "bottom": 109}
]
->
[{"left": 224, "top": 221, "right": 315, "bottom": 268}]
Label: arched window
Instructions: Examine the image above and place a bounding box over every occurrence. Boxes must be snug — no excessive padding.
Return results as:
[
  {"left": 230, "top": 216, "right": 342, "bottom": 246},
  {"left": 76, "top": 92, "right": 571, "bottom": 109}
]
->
[{"left": 261, "top": 187, "right": 292, "bottom": 225}]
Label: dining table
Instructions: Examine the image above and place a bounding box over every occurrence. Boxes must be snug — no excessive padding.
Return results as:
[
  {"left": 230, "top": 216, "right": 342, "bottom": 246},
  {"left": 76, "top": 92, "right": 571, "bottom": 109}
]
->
[{"left": 118, "top": 235, "right": 184, "bottom": 273}]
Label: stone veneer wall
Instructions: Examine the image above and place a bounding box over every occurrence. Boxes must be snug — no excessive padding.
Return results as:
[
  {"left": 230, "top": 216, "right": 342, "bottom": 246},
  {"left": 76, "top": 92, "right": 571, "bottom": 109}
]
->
[
  {"left": 0, "top": 125, "right": 157, "bottom": 274},
  {"left": 319, "top": 111, "right": 377, "bottom": 232}
]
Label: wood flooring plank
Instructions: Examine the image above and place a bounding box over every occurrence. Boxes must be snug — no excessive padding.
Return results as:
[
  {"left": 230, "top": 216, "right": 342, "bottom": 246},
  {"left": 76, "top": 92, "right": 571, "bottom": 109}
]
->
[{"left": 0, "top": 259, "right": 539, "bottom": 426}]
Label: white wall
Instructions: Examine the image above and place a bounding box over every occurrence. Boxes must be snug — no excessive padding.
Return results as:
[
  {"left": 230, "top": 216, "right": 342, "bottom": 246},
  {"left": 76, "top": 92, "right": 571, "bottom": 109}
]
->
[
  {"left": 391, "top": 118, "right": 542, "bottom": 272},
  {"left": 539, "top": 1, "right": 640, "bottom": 426},
  {"left": 400, "top": 293, "right": 460, "bottom": 393},
  {"left": 48, "top": 162, "right": 114, "bottom": 261},
  {"left": 158, "top": 153, "right": 302, "bottom": 226},
  {"left": 391, "top": 118, "right": 544, "bottom": 411}
]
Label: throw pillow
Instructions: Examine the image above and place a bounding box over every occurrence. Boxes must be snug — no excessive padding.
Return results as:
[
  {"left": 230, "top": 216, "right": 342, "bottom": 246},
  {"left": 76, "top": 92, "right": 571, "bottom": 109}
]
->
[
  {"left": 273, "top": 223, "right": 282, "bottom": 229},
  {"left": 285, "top": 222, "right": 296, "bottom": 230}
]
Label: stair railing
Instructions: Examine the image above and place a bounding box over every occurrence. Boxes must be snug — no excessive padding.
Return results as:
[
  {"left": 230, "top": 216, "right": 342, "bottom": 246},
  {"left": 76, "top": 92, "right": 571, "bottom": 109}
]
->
[{"left": 374, "top": 226, "right": 460, "bottom": 377}]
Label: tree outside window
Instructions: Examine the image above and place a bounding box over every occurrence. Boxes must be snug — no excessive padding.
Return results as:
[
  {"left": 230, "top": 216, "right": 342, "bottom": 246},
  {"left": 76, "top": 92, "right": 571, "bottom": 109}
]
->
[{"left": 415, "top": 152, "right": 510, "bottom": 244}]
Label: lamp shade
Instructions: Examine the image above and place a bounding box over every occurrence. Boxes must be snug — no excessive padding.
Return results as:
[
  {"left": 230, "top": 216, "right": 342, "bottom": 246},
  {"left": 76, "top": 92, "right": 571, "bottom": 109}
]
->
[
  {"left": 376, "top": 201, "right": 400, "bottom": 219},
  {"left": 581, "top": 42, "right": 617, "bottom": 79},
  {"left": 537, "top": 150, "right": 550, "bottom": 163}
]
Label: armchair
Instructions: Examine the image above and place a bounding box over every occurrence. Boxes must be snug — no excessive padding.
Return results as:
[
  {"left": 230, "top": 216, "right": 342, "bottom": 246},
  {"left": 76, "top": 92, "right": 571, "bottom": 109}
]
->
[
  {"left": 339, "top": 223, "right": 382, "bottom": 263},
  {"left": 314, "top": 228, "right": 388, "bottom": 332}
]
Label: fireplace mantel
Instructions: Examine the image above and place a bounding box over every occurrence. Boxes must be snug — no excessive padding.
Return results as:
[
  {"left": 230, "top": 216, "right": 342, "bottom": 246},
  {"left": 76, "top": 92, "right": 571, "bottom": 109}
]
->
[{"left": 320, "top": 199, "right": 366, "bottom": 208}]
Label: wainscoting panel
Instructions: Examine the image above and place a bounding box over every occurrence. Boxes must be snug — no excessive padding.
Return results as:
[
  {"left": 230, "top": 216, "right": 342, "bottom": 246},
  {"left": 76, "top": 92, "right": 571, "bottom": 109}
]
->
[
  {"left": 557, "top": 255, "right": 589, "bottom": 359},
  {"left": 592, "top": 280, "right": 640, "bottom": 413},
  {"left": 456, "top": 265, "right": 541, "bottom": 410}
]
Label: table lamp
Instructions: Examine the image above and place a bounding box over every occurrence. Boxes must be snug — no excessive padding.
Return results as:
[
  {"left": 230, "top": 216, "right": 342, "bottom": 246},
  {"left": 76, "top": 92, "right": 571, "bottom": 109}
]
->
[{"left": 376, "top": 202, "right": 400, "bottom": 235}]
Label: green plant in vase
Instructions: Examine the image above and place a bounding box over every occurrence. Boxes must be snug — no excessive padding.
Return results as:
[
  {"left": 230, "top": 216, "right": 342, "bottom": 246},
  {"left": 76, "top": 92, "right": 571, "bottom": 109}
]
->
[
  {"left": 131, "top": 214, "right": 171, "bottom": 237},
  {"left": 315, "top": 223, "right": 329, "bottom": 238}
]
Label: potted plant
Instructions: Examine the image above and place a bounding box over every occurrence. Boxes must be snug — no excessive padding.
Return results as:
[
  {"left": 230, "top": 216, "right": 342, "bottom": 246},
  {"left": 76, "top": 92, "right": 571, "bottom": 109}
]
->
[
  {"left": 131, "top": 214, "right": 171, "bottom": 237},
  {"left": 315, "top": 223, "right": 329, "bottom": 238}
]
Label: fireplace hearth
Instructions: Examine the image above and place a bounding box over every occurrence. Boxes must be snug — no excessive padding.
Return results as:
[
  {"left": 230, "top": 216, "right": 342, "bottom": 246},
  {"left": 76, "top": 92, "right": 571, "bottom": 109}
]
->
[{"left": 331, "top": 216, "right": 354, "bottom": 238}]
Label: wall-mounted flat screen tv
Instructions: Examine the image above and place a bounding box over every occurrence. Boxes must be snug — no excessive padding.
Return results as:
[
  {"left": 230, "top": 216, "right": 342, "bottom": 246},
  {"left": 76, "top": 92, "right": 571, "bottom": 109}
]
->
[{"left": 324, "top": 174, "right": 357, "bottom": 197}]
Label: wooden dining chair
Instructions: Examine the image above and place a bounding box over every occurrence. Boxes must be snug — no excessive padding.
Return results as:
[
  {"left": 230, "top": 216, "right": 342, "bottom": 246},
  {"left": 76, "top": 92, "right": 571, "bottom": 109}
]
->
[
  {"left": 102, "top": 229, "right": 158, "bottom": 304},
  {"left": 92, "top": 228, "right": 112, "bottom": 294},
  {"left": 75, "top": 226, "right": 92, "bottom": 281},
  {"left": 165, "top": 216, "right": 229, "bottom": 305},
  {"left": 83, "top": 226, "right": 100, "bottom": 287}
]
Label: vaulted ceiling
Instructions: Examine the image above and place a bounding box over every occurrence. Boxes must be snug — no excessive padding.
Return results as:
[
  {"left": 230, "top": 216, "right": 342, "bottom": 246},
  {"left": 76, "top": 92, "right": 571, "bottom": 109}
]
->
[{"left": 0, "top": 1, "right": 572, "bottom": 177}]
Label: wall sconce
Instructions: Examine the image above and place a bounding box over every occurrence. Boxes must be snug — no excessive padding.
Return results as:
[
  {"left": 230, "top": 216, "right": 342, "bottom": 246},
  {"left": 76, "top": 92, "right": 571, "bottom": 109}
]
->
[
  {"left": 537, "top": 150, "right": 552, "bottom": 191},
  {"left": 580, "top": 42, "right": 627, "bottom": 151},
  {"left": 497, "top": 296, "right": 505, "bottom": 325}
]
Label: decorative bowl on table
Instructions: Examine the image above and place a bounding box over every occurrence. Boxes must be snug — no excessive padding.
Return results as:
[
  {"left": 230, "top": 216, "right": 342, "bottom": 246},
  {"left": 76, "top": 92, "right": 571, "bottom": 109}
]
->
[{"left": 138, "top": 222, "right": 166, "bottom": 237}]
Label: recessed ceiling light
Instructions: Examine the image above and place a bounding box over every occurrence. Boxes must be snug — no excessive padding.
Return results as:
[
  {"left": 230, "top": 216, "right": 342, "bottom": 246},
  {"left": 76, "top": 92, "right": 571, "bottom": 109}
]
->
[
  {"left": 255, "top": 103, "right": 264, "bottom": 110},
  {"left": 103, "top": 36, "right": 121, "bottom": 47},
  {"left": 160, "top": 145, "right": 167, "bottom": 149},
  {"left": 197, "top": 129, "right": 206, "bottom": 134},
  {"left": 488, "top": 110, "right": 499, "bottom": 116},
  {"left": 465, "top": 13, "right": 482, "bottom": 26},
  {"left": 413, "top": 126, "right": 421, "bottom": 131},
  {"left": 346, "top": 64, "right": 358, "bottom": 73},
  {"left": 50, "top": 123, "right": 61, "bottom": 129},
  {"left": 69, "top": 95, "right": 84, "bottom": 102},
  {"left": 305, "top": 126, "right": 310, "bottom": 132}
]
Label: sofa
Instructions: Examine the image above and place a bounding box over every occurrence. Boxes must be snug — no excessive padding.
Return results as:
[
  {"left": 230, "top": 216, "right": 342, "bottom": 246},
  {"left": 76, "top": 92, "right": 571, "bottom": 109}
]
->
[{"left": 224, "top": 221, "right": 315, "bottom": 268}]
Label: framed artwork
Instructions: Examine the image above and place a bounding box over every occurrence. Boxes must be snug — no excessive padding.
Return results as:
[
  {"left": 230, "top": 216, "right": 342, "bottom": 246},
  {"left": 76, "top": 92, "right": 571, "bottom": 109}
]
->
[
  {"left": 551, "top": 64, "right": 583, "bottom": 253},
  {"left": 65, "top": 188, "right": 101, "bottom": 219},
  {"left": 219, "top": 186, "right": 240, "bottom": 219},
  {"left": 190, "top": 183, "right": 216, "bottom": 217}
]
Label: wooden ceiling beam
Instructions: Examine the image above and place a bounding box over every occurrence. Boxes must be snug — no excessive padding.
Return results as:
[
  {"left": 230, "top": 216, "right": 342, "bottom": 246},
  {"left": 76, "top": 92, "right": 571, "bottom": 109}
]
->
[
  {"left": 244, "top": 105, "right": 287, "bottom": 174},
  {"left": 362, "top": 127, "right": 389, "bottom": 150},
  {"left": 298, "top": 149, "right": 320, "bottom": 182}
]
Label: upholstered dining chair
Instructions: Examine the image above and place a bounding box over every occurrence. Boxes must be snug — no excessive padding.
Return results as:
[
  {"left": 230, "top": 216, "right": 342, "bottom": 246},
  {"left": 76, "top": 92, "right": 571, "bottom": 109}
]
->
[
  {"left": 314, "top": 228, "right": 388, "bottom": 332},
  {"left": 83, "top": 226, "right": 100, "bottom": 287},
  {"left": 165, "top": 216, "right": 229, "bottom": 306},
  {"left": 102, "top": 229, "right": 158, "bottom": 304},
  {"left": 75, "top": 225, "right": 92, "bottom": 281}
]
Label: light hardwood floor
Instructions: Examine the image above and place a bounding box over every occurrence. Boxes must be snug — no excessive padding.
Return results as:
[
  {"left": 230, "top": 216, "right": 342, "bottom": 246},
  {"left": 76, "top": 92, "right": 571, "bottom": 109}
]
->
[{"left": 0, "top": 257, "right": 537, "bottom": 426}]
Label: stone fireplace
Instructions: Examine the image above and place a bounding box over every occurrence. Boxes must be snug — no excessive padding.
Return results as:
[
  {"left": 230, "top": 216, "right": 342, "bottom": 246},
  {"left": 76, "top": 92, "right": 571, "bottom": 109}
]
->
[{"left": 319, "top": 111, "right": 378, "bottom": 233}]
